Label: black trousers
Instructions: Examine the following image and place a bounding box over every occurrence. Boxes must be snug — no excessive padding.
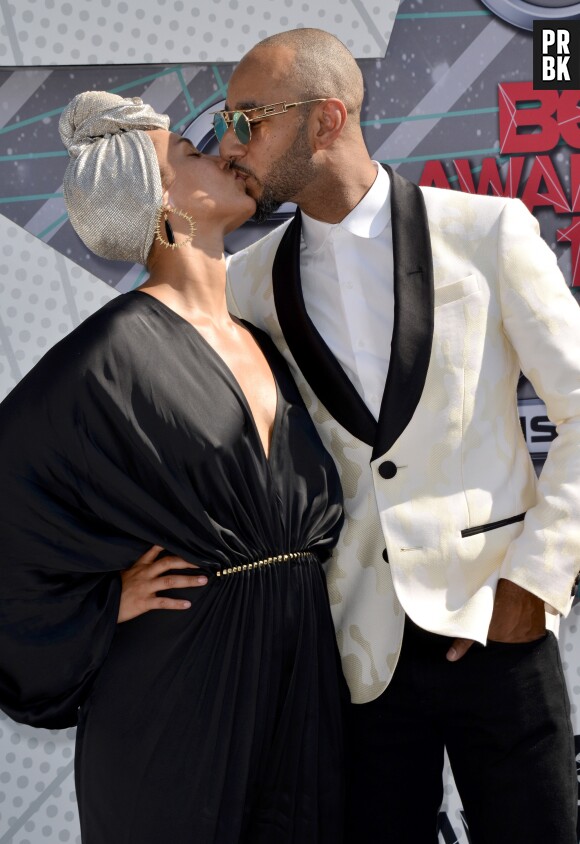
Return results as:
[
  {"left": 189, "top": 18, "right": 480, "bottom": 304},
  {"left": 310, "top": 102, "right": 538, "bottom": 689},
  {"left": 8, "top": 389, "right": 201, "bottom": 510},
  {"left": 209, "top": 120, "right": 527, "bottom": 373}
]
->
[{"left": 345, "top": 618, "right": 578, "bottom": 844}]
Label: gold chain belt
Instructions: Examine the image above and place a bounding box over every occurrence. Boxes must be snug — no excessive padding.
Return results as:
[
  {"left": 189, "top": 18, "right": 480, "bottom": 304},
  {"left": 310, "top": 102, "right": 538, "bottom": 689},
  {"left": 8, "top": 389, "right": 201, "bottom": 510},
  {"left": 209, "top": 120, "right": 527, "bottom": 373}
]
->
[{"left": 216, "top": 550, "right": 315, "bottom": 578}]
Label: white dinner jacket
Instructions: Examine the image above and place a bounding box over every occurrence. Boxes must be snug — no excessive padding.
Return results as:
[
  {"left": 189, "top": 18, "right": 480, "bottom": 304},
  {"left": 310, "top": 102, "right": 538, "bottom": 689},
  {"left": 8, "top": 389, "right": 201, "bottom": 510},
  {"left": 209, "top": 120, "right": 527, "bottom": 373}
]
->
[{"left": 227, "top": 167, "right": 580, "bottom": 704}]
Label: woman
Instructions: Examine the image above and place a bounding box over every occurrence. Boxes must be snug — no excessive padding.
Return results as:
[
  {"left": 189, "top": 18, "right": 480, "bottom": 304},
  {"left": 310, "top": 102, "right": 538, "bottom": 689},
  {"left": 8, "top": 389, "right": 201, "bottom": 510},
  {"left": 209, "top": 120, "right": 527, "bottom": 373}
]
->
[{"left": 0, "top": 92, "right": 345, "bottom": 843}]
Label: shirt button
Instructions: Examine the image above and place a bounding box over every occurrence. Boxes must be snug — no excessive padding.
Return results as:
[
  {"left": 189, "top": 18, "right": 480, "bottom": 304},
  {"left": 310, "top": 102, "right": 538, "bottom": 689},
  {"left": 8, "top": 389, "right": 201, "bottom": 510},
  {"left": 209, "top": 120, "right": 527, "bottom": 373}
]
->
[
  {"left": 379, "top": 461, "right": 397, "bottom": 479},
  {"left": 382, "top": 549, "right": 389, "bottom": 563}
]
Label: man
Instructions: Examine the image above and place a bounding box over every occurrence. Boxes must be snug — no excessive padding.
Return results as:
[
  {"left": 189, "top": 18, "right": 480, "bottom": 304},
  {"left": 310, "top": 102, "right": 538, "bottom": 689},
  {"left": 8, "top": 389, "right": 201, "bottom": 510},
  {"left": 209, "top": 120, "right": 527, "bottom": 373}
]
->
[{"left": 219, "top": 28, "right": 580, "bottom": 844}]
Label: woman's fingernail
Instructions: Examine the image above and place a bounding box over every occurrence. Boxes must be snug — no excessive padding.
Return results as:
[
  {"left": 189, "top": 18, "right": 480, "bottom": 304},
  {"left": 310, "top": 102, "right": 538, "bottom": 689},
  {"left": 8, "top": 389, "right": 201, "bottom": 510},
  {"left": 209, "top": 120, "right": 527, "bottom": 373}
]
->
[
  {"left": 182, "top": 601, "right": 191, "bottom": 608},
  {"left": 197, "top": 577, "right": 208, "bottom": 585}
]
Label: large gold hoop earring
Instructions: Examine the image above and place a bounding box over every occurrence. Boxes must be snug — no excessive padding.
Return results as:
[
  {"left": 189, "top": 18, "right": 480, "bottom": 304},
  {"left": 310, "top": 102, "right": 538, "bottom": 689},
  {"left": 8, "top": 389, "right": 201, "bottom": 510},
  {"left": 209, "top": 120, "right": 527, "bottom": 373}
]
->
[{"left": 155, "top": 205, "right": 196, "bottom": 249}]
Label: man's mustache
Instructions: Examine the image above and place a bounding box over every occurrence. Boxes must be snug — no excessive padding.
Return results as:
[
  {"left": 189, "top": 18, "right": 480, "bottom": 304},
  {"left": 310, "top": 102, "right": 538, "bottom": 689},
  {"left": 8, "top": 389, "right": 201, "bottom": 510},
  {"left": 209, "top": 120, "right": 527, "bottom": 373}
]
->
[{"left": 230, "top": 163, "right": 259, "bottom": 182}]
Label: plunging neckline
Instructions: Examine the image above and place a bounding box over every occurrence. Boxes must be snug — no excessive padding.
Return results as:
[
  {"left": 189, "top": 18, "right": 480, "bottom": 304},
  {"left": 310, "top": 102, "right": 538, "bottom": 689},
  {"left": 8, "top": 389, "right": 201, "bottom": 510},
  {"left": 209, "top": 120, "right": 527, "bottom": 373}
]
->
[{"left": 130, "top": 289, "right": 280, "bottom": 464}]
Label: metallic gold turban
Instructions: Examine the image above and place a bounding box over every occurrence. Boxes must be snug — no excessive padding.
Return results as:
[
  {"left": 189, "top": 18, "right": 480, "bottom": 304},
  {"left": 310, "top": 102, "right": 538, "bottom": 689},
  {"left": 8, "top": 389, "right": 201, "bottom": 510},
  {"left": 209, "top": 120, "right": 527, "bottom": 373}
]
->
[{"left": 59, "top": 91, "right": 171, "bottom": 266}]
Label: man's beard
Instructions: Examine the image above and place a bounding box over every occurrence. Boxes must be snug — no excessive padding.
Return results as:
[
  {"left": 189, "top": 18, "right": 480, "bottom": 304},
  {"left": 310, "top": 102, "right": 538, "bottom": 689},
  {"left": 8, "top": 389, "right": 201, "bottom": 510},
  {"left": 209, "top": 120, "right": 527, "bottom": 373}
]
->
[{"left": 252, "top": 121, "right": 316, "bottom": 224}]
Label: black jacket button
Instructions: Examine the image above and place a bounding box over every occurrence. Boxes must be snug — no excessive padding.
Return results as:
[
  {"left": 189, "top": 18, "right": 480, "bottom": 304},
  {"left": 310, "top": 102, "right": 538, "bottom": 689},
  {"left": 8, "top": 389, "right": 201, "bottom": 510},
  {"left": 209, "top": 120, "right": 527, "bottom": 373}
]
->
[
  {"left": 382, "top": 549, "right": 389, "bottom": 563},
  {"left": 379, "top": 461, "right": 397, "bottom": 479}
]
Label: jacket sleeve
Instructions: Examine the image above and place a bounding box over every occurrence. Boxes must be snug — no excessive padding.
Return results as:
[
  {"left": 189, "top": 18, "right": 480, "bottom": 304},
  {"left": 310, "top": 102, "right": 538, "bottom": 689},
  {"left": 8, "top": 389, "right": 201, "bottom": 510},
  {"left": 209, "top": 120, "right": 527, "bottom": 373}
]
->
[{"left": 497, "top": 199, "right": 580, "bottom": 614}]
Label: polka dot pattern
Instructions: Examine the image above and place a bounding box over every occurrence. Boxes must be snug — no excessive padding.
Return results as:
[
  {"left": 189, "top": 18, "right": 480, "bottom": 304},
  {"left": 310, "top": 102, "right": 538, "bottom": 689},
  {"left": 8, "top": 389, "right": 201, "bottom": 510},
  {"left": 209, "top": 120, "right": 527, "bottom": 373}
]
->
[
  {"left": 0, "top": 216, "right": 117, "bottom": 401},
  {"left": 0, "top": 0, "right": 400, "bottom": 64},
  {"left": 0, "top": 713, "right": 80, "bottom": 842}
]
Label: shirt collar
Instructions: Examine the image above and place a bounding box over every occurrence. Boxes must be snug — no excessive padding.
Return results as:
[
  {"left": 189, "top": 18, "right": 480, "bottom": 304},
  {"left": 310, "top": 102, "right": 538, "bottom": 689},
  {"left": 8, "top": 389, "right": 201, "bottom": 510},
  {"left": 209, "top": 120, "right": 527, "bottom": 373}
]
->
[{"left": 301, "top": 162, "right": 391, "bottom": 253}]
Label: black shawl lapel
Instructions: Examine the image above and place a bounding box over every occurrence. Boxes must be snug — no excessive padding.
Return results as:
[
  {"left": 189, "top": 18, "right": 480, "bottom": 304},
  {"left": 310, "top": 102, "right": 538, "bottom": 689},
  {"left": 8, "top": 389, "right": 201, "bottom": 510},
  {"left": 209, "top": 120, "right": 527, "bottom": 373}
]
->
[
  {"left": 272, "top": 210, "right": 377, "bottom": 446},
  {"left": 372, "top": 165, "right": 434, "bottom": 460}
]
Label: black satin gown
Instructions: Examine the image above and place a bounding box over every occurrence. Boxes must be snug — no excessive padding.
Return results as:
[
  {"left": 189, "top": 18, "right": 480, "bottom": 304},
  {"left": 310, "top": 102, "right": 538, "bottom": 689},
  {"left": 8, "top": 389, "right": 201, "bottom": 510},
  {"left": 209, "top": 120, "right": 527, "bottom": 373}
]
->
[{"left": 0, "top": 291, "right": 346, "bottom": 843}]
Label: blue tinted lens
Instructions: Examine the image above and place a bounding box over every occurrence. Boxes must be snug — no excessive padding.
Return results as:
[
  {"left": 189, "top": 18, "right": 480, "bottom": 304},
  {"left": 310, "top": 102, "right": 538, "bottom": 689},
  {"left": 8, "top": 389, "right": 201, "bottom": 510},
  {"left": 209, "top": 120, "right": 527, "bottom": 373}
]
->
[
  {"left": 213, "top": 113, "right": 228, "bottom": 142},
  {"left": 232, "top": 112, "right": 251, "bottom": 144}
]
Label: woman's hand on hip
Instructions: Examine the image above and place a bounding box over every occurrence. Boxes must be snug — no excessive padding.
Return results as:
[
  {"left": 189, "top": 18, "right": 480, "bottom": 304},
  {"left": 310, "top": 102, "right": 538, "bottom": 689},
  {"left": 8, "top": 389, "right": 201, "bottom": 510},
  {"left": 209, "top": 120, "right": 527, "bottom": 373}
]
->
[{"left": 118, "top": 544, "right": 207, "bottom": 623}]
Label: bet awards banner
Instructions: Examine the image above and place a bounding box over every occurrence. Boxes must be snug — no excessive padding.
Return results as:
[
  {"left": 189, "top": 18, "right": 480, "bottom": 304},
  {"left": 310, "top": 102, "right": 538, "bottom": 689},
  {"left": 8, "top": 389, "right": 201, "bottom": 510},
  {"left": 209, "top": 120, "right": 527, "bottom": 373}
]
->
[{"left": 0, "top": 1, "right": 579, "bottom": 842}]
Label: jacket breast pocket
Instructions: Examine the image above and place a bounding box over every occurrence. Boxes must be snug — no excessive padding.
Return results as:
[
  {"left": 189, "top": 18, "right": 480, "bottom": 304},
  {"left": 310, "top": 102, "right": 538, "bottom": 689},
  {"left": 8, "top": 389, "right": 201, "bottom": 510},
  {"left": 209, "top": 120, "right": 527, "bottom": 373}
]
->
[{"left": 434, "top": 274, "right": 480, "bottom": 308}]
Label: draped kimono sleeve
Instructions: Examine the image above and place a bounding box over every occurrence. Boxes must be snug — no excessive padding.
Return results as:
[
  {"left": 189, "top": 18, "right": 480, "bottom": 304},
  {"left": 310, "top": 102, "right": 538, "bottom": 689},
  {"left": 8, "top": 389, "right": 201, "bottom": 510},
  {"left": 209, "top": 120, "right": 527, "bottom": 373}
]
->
[{"left": 0, "top": 302, "right": 170, "bottom": 729}]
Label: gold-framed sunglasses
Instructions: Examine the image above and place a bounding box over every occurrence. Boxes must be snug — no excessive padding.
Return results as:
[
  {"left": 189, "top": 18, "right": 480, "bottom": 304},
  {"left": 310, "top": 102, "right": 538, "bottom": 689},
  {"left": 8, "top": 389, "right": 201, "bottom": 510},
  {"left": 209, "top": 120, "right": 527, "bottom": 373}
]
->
[{"left": 210, "top": 99, "right": 326, "bottom": 145}]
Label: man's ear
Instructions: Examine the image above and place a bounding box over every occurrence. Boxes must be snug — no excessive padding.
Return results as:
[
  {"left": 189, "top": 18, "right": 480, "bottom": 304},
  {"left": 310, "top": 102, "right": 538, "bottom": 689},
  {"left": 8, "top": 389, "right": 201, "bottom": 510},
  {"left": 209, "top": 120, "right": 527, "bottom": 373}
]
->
[{"left": 310, "top": 98, "right": 348, "bottom": 150}]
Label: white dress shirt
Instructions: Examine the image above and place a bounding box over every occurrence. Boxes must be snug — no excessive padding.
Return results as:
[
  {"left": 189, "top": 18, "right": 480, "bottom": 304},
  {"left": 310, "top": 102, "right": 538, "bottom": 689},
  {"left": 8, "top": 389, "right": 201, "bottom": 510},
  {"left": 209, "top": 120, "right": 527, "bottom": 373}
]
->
[{"left": 300, "top": 163, "right": 393, "bottom": 421}]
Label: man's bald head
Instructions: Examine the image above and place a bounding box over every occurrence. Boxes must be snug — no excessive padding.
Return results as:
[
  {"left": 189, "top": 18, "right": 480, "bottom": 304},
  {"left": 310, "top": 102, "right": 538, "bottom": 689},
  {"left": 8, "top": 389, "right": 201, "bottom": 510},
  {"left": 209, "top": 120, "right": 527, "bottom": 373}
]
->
[
  {"left": 222, "top": 29, "right": 374, "bottom": 222},
  {"left": 237, "top": 28, "right": 364, "bottom": 120}
]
